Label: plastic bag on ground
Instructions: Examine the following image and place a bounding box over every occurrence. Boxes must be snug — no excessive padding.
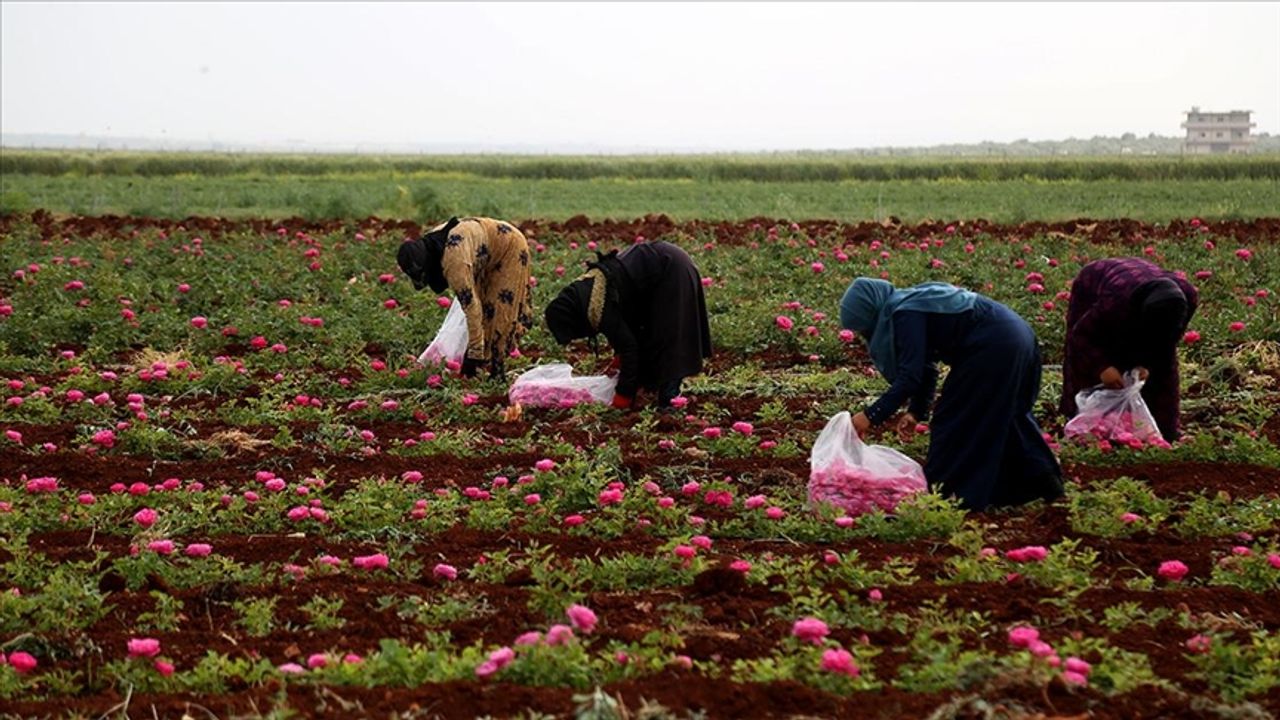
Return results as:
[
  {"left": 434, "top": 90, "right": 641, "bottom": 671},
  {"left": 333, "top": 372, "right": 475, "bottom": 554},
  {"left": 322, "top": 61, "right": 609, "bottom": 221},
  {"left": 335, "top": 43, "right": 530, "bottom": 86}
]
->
[
  {"left": 509, "top": 363, "right": 618, "bottom": 408},
  {"left": 1063, "top": 369, "right": 1163, "bottom": 446},
  {"left": 418, "top": 299, "right": 468, "bottom": 366},
  {"left": 808, "top": 411, "right": 928, "bottom": 517}
]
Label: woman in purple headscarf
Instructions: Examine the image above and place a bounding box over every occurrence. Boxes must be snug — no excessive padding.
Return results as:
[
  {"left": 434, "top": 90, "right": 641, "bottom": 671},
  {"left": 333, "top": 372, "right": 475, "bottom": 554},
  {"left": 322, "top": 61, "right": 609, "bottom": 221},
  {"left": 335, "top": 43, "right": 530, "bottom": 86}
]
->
[{"left": 1060, "top": 257, "right": 1199, "bottom": 442}]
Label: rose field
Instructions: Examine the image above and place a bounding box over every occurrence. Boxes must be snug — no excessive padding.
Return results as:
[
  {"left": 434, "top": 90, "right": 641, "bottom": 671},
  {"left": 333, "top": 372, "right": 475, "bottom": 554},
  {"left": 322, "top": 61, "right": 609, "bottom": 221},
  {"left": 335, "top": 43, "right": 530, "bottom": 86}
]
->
[{"left": 1, "top": 208, "right": 1278, "bottom": 719}]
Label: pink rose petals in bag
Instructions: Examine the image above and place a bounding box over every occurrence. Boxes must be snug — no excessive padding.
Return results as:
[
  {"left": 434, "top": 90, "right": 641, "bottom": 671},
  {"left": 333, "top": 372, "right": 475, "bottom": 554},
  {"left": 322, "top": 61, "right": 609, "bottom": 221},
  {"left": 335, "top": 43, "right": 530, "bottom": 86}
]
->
[
  {"left": 509, "top": 363, "right": 617, "bottom": 409},
  {"left": 808, "top": 411, "right": 927, "bottom": 517},
  {"left": 1064, "top": 370, "right": 1166, "bottom": 448}
]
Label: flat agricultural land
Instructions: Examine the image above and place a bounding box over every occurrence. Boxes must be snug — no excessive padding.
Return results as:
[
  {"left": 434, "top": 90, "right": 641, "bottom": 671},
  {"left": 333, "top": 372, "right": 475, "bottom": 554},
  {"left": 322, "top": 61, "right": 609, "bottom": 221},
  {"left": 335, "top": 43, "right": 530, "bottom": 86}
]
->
[
  {"left": 1, "top": 154, "right": 1278, "bottom": 719},
  {"left": 2, "top": 150, "right": 1280, "bottom": 222}
]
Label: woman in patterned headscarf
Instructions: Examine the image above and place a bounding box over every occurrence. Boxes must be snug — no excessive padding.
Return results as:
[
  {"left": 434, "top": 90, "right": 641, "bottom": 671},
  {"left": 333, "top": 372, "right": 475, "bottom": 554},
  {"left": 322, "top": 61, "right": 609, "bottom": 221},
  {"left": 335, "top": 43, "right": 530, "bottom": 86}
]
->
[
  {"left": 1060, "top": 257, "right": 1198, "bottom": 442},
  {"left": 544, "top": 240, "right": 712, "bottom": 410},
  {"left": 839, "top": 278, "right": 1062, "bottom": 512},
  {"left": 397, "top": 217, "right": 534, "bottom": 378}
]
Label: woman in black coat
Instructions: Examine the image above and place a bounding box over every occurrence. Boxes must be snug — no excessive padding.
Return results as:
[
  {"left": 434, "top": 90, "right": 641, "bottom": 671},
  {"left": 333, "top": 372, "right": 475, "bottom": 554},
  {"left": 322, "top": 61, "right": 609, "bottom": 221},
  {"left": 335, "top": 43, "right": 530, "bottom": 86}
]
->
[{"left": 544, "top": 241, "right": 712, "bottom": 409}]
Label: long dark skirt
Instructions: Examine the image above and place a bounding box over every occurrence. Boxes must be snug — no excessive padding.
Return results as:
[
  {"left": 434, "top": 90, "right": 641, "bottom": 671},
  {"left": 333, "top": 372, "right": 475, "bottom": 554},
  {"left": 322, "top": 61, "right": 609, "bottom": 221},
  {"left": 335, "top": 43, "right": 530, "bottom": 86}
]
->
[
  {"left": 925, "top": 298, "right": 1063, "bottom": 511},
  {"left": 622, "top": 242, "right": 712, "bottom": 390}
]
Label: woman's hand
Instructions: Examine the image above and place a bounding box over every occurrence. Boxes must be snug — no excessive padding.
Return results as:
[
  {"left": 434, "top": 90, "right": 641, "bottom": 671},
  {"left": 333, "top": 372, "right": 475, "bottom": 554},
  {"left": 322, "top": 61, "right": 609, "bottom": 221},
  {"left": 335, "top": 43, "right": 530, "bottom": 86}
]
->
[
  {"left": 896, "top": 413, "right": 918, "bottom": 443},
  {"left": 1100, "top": 366, "right": 1123, "bottom": 388},
  {"left": 852, "top": 411, "right": 872, "bottom": 436}
]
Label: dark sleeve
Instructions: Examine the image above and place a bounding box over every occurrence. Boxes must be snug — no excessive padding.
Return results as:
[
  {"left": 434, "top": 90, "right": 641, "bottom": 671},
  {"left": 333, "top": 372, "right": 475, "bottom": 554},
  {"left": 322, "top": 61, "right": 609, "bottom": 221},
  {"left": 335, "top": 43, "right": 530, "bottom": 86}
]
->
[
  {"left": 1066, "top": 264, "right": 1131, "bottom": 377},
  {"left": 909, "top": 362, "right": 938, "bottom": 421},
  {"left": 1068, "top": 293, "right": 1126, "bottom": 377},
  {"left": 865, "top": 311, "right": 928, "bottom": 425},
  {"left": 599, "top": 306, "right": 641, "bottom": 398},
  {"left": 1067, "top": 307, "right": 1112, "bottom": 378}
]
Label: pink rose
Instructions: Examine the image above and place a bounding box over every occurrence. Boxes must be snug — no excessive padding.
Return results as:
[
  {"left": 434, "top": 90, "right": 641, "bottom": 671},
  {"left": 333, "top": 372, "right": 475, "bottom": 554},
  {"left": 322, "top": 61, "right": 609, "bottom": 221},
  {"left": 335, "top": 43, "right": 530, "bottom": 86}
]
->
[
  {"left": 127, "top": 638, "right": 161, "bottom": 658},
  {"left": 546, "top": 624, "right": 576, "bottom": 645},
  {"left": 133, "top": 508, "right": 157, "bottom": 528},
  {"left": 8, "top": 651, "right": 37, "bottom": 674},
  {"left": 791, "top": 617, "right": 829, "bottom": 645},
  {"left": 566, "top": 604, "right": 598, "bottom": 633},
  {"left": 185, "top": 543, "right": 213, "bottom": 557},
  {"left": 819, "top": 648, "right": 859, "bottom": 677},
  {"left": 1158, "top": 560, "right": 1189, "bottom": 582},
  {"left": 1008, "top": 626, "right": 1039, "bottom": 648}
]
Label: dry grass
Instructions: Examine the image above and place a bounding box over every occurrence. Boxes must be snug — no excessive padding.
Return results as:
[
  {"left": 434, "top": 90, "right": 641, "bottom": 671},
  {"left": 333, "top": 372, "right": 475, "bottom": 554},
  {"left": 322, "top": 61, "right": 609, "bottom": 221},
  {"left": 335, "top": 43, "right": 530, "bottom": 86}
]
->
[
  {"left": 129, "top": 348, "right": 193, "bottom": 373},
  {"left": 203, "top": 429, "right": 270, "bottom": 455}
]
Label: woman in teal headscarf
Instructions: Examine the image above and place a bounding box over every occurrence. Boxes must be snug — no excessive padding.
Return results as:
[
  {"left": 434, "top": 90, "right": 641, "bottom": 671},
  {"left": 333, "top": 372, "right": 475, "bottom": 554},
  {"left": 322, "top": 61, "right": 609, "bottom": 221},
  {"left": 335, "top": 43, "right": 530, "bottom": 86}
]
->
[{"left": 839, "top": 278, "right": 1063, "bottom": 511}]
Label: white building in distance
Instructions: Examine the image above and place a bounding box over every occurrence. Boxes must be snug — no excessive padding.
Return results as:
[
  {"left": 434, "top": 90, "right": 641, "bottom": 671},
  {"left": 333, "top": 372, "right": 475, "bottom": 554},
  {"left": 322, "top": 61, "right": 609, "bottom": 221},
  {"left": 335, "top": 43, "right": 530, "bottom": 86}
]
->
[{"left": 1182, "top": 108, "right": 1255, "bottom": 154}]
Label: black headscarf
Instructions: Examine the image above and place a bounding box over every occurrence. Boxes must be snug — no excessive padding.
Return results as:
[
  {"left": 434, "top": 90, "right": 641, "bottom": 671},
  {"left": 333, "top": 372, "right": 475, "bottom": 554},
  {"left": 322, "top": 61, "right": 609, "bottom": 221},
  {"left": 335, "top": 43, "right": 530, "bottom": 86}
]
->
[
  {"left": 397, "top": 217, "right": 459, "bottom": 292},
  {"left": 1130, "top": 278, "right": 1188, "bottom": 364},
  {"left": 544, "top": 279, "right": 595, "bottom": 345}
]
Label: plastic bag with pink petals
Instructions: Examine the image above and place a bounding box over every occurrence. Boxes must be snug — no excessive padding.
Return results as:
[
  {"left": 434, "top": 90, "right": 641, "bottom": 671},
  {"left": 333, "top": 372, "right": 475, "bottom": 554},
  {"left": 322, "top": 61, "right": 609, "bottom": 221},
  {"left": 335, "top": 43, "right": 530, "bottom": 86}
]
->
[
  {"left": 1064, "top": 370, "right": 1164, "bottom": 446},
  {"left": 509, "top": 364, "right": 617, "bottom": 408},
  {"left": 808, "top": 411, "right": 927, "bottom": 517}
]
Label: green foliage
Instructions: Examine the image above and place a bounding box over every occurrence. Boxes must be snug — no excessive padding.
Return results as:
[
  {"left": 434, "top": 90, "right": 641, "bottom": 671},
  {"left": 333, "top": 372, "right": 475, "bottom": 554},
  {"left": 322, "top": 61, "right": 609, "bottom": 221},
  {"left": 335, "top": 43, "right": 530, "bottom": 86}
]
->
[
  {"left": 1067, "top": 477, "right": 1172, "bottom": 537},
  {"left": 1176, "top": 492, "right": 1280, "bottom": 539},
  {"left": 6, "top": 159, "right": 1280, "bottom": 222},
  {"left": 1186, "top": 632, "right": 1280, "bottom": 702},
  {"left": 1209, "top": 544, "right": 1280, "bottom": 592},
  {"left": 233, "top": 597, "right": 279, "bottom": 637},
  {"left": 387, "top": 592, "right": 491, "bottom": 627},
  {"left": 892, "top": 634, "right": 1001, "bottom": 692},
  {"left": 299, "top": 595, "right": 347, "bottom": 631},
  {"left": 1054, "top": 637, "right": 1165, "bottom": 695},
  {"left": 851, "top": 492, "right": 969, "bottom": 542},
  {"left": 136, "top": 591, "right": 185, "bottom": 632}
]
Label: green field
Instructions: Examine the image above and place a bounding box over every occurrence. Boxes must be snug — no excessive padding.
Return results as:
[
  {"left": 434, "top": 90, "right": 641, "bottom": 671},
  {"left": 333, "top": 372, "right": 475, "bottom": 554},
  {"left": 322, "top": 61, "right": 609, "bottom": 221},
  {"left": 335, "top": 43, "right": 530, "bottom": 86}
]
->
[{"left": 2, "top": 150, "right": 1279, "bottom": 222}]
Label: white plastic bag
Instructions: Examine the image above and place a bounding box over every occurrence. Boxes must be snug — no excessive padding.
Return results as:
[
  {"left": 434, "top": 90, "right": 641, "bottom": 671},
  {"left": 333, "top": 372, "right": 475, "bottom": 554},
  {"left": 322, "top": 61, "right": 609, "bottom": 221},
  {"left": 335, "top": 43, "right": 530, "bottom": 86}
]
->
[
  {"left": 418, "top": 299, "right": 469, "bottom": 366},
  {"left": 808, "top": 411, "right": 928, "bottom": 517},
  {"left": 508, "top": 363, "right": 617, "bottom": 408},
  {"left": 1063, "top": 369, "right": 1163, "bottom": 445}
]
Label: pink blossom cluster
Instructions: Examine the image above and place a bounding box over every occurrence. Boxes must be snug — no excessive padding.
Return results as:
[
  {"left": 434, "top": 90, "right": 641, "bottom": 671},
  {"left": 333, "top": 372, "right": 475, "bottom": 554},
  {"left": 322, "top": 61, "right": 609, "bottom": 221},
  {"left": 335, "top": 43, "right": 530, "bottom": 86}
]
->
[
  {"left": 1005, "top": 545, "right": 1048, "bottom": 563},
  {"left": 3, "top": 650, "right": 38, "bottom": 674},
  {"left": 808, "top": 459, "right": 926, "bottom": 517},
  {"left": 566, "top": 604, "right": 598, "bottom": 633},
  {"left": 24, "top": 476, "right": 59, "bottom": 493},
  {"left": 703, "top": 489, "right": 734, "bottom": 507},
  {"left": 820, "top": 648, "right": 860, "bottom": 678},
  {"left": 792, "top": 617, "right": 830, "bottom": 645},
  {"left": 598, "top": 484, "right": 625, "bottom": 506},
  {"left": 1185, "top": 634, "right": 1213, "bottom": 654},
  {"left": 352, "top": 553, "right": 389, "bottom": 570},
  {"left": 1007, "top": 626, "right": 1092, "bottom": 686},
  {"left": 127, "top": 638, "right": 162, "bottom": 658},
  {"left": 474, "top": 647, "right": 516, "bottom": 677},
  {"left": 1158, "top": 560, "right": 1189, "bottom": 582},
  {"left": 477, "top": 619, "right": 587, "bottom": 678}
]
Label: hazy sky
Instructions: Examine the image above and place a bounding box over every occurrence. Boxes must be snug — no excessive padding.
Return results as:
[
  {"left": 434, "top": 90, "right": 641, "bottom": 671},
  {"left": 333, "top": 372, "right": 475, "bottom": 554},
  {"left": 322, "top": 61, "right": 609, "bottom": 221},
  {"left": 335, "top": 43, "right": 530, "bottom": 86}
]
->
[{"left": 3, "top": 2, "right": 1278, "bottom": 150}]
